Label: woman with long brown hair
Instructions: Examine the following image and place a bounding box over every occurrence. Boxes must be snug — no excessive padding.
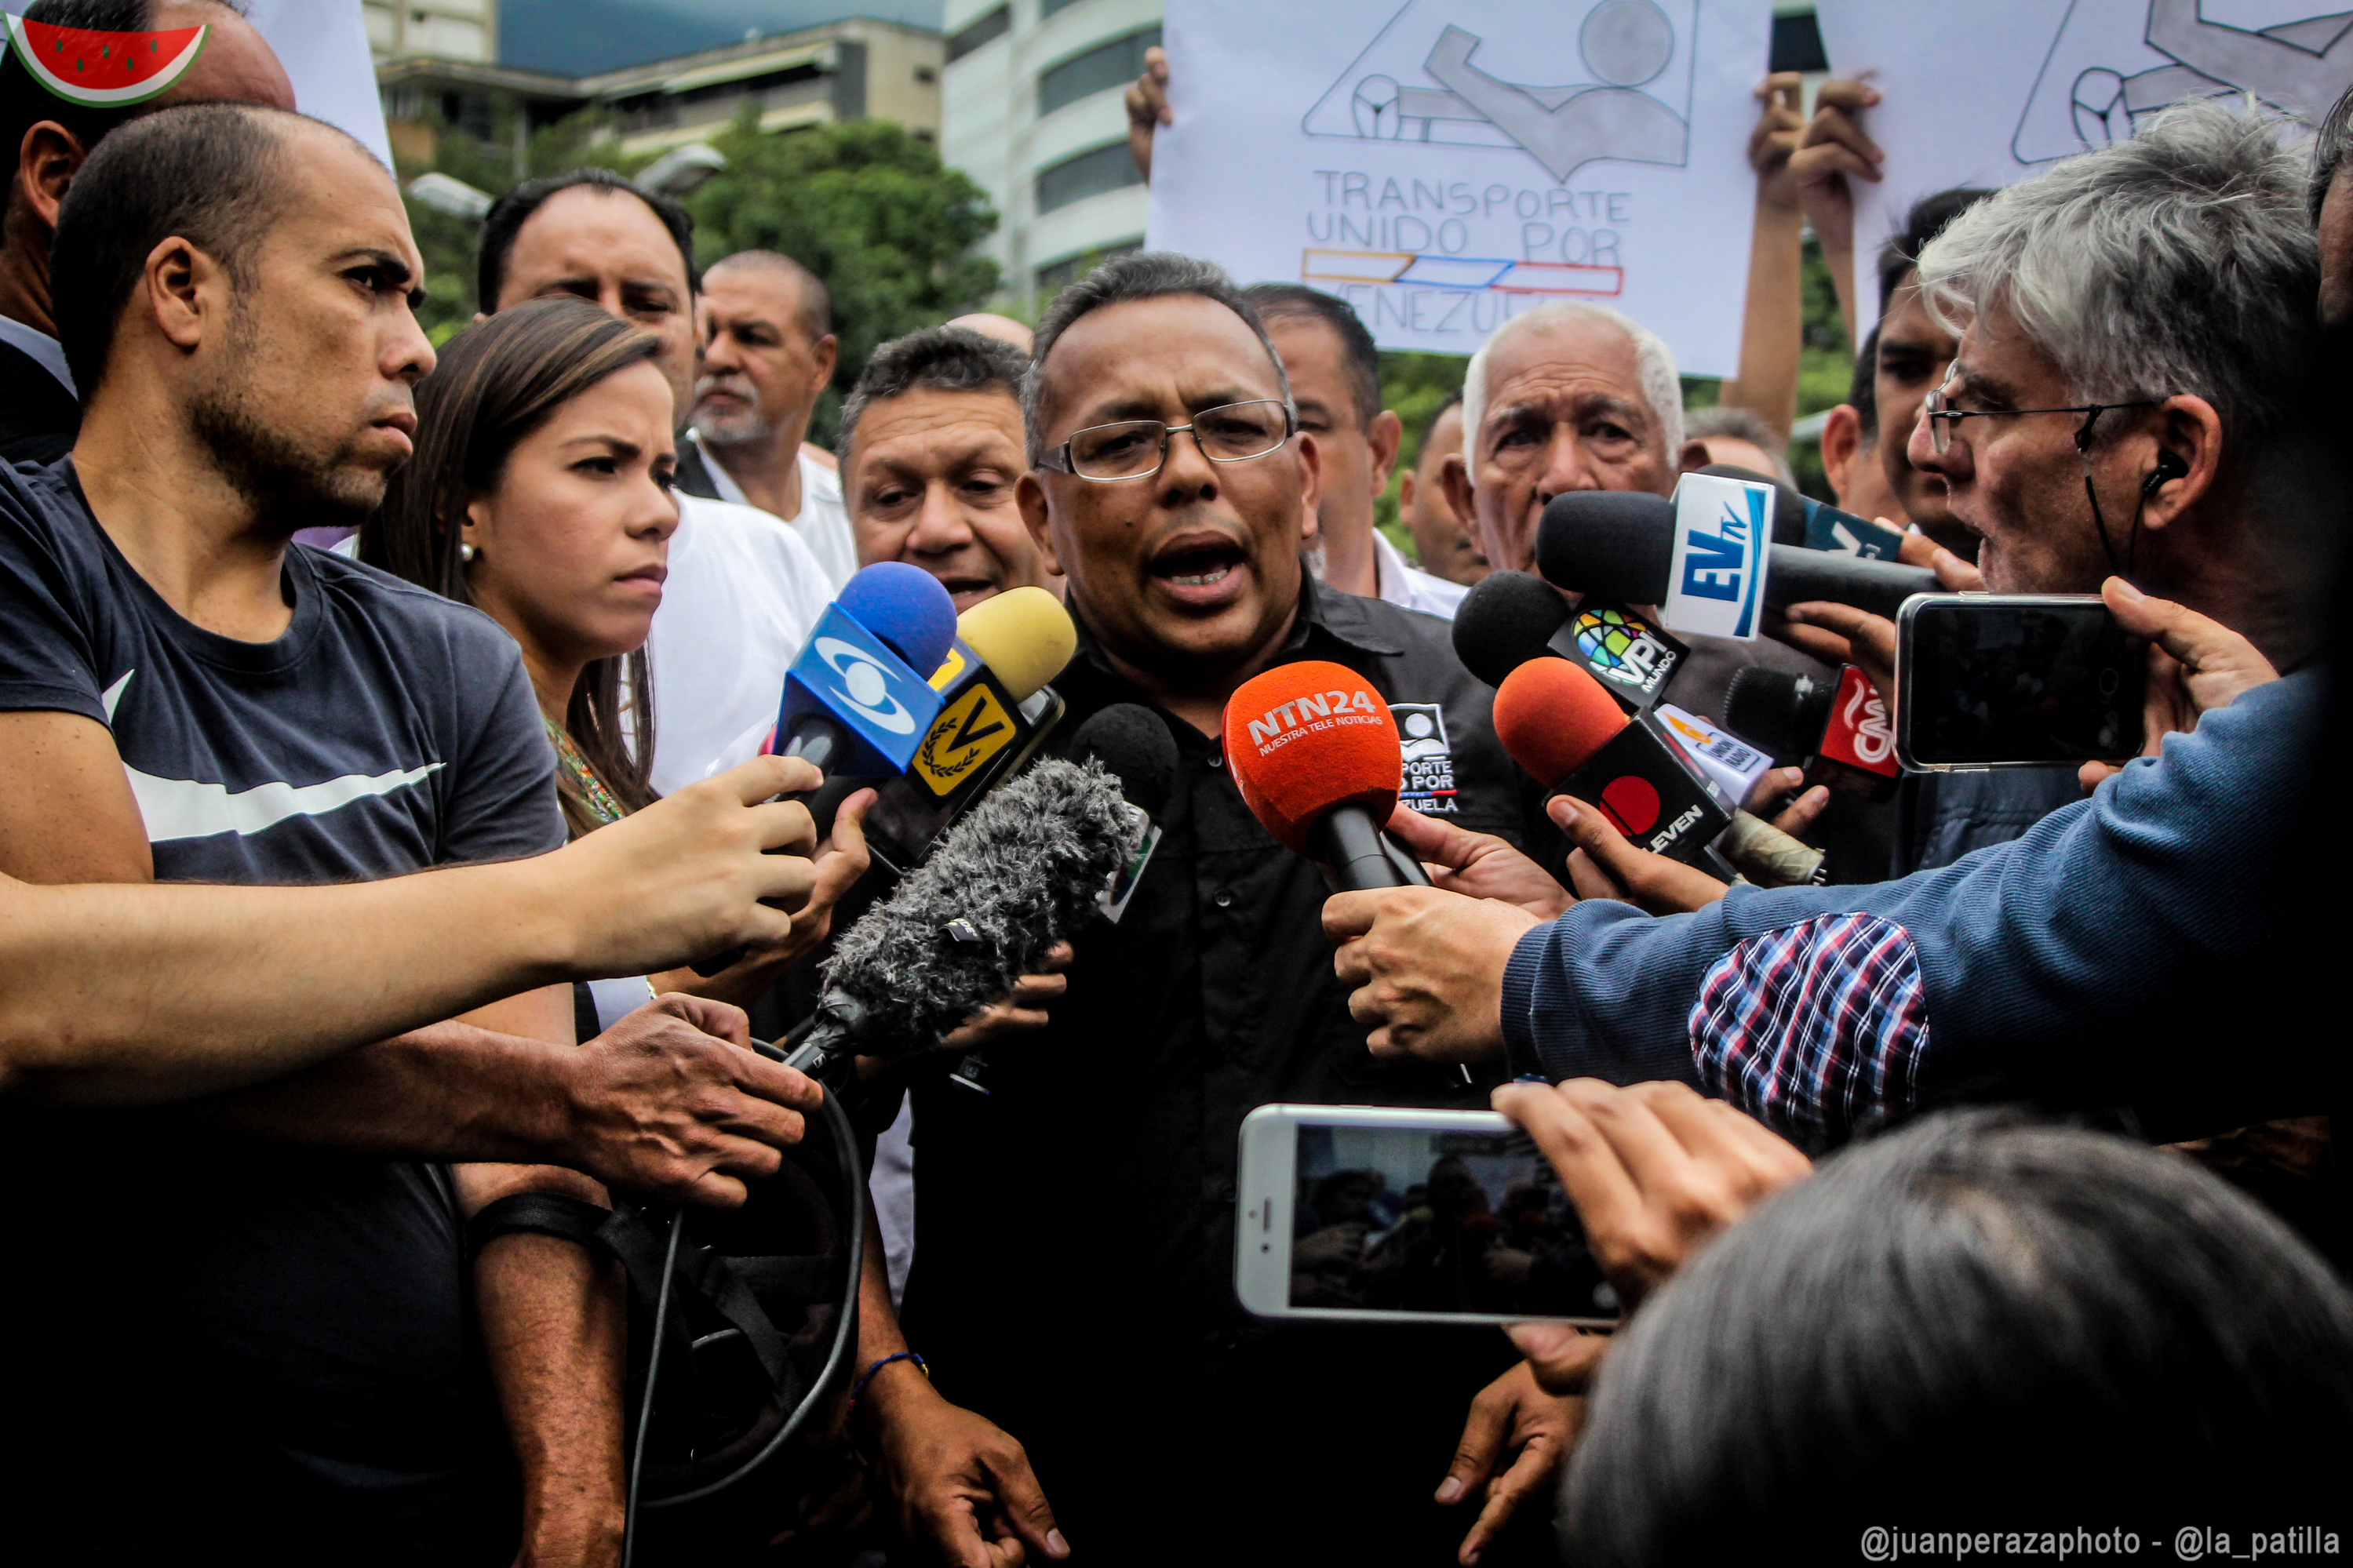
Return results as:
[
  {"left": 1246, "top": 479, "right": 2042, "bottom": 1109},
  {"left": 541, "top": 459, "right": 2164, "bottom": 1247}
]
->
[{"left": 364, "top": 297, "right": 869, "bottom": 1017}]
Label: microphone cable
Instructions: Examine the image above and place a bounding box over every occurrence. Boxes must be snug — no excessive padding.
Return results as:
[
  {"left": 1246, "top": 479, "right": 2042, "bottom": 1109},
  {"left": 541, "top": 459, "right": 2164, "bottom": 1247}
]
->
[{"left": 617, "top": 1040, "right": 868, "bottom": 1568}]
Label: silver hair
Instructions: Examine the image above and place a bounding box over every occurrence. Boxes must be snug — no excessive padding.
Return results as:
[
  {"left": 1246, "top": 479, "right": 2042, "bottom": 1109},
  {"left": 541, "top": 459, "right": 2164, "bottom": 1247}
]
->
[
  {"left": 1915, "top": 100, "right": 2318, "bottom": 460},
  {"left": 1460, "top": 300, "right": 1684, "bottom": 475}
]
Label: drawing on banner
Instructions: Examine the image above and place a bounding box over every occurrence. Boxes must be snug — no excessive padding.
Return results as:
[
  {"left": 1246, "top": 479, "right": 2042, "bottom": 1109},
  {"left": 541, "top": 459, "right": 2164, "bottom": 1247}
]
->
[
  {"left": 1297, "top": 0, "right": 1697, "bottom": 306},
  {"left": 2015, "top": 0, "right": 2353, "bottom": 164}
]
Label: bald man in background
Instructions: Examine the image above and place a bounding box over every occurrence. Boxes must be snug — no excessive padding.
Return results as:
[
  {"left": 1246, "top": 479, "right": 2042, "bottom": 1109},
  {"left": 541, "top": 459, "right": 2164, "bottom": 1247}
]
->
[
  {"left": 688, "top": 249, "right": 858, "bottom": 588},
  {"left": 0, "top": 0, "right": 295, "bottom": 461}
]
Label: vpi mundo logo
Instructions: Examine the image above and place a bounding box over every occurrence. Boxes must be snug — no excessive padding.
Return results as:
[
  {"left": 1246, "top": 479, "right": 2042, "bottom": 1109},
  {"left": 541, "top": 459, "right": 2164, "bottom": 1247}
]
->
[
  {"left": 1665, "top": 471, "right": 1771, "bottom": 641},
  {"left": 814, "top": 636, "right": 918, "bottom": 734}
]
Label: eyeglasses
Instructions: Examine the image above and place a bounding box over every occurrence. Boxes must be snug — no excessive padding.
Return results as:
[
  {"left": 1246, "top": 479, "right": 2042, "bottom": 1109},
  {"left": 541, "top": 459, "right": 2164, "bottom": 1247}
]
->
[
  {"left": 1921, "top": 375, "right": 2159, "bottom": 457},
  {"left": 1922, "top": 367, "right": 2173, "bottom": 575},
  {"left": 1038, "top": 399, "right": 1295, "bottom": 482}
]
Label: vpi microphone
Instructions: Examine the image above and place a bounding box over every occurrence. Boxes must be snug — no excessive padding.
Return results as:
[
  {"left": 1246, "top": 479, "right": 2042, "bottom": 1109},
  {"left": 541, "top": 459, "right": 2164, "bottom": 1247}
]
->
[
  {"left": 772, "top": 563, "right": 959, "bottom": 779},
  {"left": 1452, "top": 564, "right": 1689, "bottom": 713},
  {"left": 1538, "top": 489, "right": 1937, "bottom": 626},
  {"left": 1493, "top": 656, "right": 1732, "bottom": 868}
]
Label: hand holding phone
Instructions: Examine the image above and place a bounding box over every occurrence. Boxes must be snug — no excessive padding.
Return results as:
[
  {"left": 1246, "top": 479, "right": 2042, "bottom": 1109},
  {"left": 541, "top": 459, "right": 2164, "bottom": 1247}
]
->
[{"left": 1897, "top": 594, "right": 2147, "bottom": 770}]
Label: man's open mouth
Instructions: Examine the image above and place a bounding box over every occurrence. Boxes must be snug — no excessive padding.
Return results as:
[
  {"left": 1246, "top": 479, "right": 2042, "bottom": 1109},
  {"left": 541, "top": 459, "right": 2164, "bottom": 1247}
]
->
[{"left": 1151, "top": 540, "right": 1246, "bottom": 589}]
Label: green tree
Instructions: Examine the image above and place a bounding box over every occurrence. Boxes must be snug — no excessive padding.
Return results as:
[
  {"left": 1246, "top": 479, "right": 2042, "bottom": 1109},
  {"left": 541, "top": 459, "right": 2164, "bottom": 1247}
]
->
[
  {"left": 687, "top": 107, "right": 1001, "bottom": 444},
  {"left": 1374, "top": 350, "right": 1468, "bottom": 557}
]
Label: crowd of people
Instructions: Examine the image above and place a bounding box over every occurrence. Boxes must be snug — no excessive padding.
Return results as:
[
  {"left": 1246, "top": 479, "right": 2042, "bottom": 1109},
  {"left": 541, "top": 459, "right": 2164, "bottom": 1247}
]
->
[{"left": 0, "top": 2, "right": 2345, "bottom": 1566}]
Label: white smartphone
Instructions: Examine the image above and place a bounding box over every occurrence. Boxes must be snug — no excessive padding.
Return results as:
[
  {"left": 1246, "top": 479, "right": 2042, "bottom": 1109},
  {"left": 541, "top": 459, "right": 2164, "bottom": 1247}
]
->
[{"left": 1234, "top": 1103, "right": 1620, "bottom": 1327}]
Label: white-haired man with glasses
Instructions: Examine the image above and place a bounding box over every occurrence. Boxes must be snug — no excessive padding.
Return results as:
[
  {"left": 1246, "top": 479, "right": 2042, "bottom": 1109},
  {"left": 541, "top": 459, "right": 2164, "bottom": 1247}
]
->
[{"left": 877, "top": 251, "right": 1575, "bottom": 1567}]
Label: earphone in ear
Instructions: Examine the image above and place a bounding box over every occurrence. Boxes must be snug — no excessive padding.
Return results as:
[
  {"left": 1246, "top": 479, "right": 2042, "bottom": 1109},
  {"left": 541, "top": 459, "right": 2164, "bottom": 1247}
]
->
[{"left": 2143, "top": 449, "right": 2189, "bottom": 497}]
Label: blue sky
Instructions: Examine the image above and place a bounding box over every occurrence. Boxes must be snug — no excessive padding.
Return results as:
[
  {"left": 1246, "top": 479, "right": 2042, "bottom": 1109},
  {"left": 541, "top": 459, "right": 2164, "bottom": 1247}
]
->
[{"left": 502, "top": 1, "right": 948, "bottom": 75}]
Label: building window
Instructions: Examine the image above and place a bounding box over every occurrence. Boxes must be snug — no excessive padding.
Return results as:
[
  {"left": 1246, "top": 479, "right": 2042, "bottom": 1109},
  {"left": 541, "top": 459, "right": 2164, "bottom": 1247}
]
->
[
  {"left": 1041, "top": 0, "right": 1090, "bottom": 16},
  {"left": 915, "top": 65, "right": 937, "bottom": 84},
  {"left": 1037, "top": 26, "right": 1160, "bottom": 118},
  {"left": 1035, "top": 239, "right": 1142, "bottom": 298},
  {"left": 1036, "top": 141, "right": 1139, "bottom": 214},
  {"left": 946, "top": 5, "right": 1011, "bottom": 63}
]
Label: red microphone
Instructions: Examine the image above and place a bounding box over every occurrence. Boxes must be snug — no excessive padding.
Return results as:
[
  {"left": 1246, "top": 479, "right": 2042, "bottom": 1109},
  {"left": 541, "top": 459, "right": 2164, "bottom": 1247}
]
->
[
  {"left": 1222, "top": 660, "right": 1431, "bottom": 892},
  {"left": 1493, "top": 658, "right": 1732, "bottom": 867}
]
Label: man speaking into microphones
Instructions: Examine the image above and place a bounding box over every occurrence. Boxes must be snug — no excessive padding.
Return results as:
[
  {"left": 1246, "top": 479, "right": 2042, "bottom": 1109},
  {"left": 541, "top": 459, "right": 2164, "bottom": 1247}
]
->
[{"left": 881, "top": 253, "right": 1571, "bottom": 1567}]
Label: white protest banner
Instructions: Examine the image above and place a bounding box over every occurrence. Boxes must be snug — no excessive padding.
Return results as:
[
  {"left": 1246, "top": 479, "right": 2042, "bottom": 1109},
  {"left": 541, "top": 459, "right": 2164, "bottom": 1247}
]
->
[
  {"left": 1662, "top": 469, "right": 1769, "bottom": 639},
  {"left": 244, "top": 0, "right": 392, "bottom": 169},
  {"left": 1147, "top": 0, "right": 1773, "bottom": 373},
  {"left": 1815, "top": 1, "right": 2349, "bottom": 323}
]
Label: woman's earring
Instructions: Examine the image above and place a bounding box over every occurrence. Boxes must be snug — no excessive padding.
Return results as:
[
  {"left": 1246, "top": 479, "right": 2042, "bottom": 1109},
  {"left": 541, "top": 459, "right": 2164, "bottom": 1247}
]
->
[{"left": 460, "top": 541, "right": 477, "bottom": 563}]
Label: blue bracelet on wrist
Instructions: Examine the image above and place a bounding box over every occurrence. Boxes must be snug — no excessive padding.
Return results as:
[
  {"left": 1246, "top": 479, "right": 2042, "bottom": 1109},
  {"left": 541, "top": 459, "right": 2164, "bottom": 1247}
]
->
[{"left": 848, "top": 1349, "right": 927, "bottom": 1410}]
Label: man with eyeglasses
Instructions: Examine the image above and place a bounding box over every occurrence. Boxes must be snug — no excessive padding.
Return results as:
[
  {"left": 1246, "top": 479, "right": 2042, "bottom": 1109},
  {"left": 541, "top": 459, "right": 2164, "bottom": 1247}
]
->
[
  {"left": 882, "top": 253, "right": 1569, "bottom": 1566},
  {"left": 1782, "top": 103, "right": 2326, "bottom": 875}
]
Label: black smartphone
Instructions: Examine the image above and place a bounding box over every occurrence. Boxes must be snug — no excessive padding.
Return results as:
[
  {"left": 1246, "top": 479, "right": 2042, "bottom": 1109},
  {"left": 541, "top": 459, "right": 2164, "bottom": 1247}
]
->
[{"left": 1896, "top": 595, "right": 2145, "bottom": 770}]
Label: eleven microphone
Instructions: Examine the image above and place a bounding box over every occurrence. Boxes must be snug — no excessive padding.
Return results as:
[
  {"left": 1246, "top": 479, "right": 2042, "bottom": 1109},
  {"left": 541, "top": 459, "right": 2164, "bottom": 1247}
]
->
[
  {"left": 1537, "top": 490, "right": 1937, "bottom": 624},
  {"left": 1492, "top": 656, "right": 1733, "bottom": 870},
  {"left": 1725, "top": 664, "right": 1901, "bottom": 801}
]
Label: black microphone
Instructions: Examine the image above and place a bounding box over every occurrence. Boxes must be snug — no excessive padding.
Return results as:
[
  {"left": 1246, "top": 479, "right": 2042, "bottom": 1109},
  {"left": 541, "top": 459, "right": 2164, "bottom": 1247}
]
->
[
  {"left": 784, "top": 756, "right": 1136, "bottom": 1090},
  {"left": 1454, "top": 563, "right": 1689, "bottom": 711},
  {"left": 1537, "top": 492, "right": 1938, "bottom": 622},
  {"left": 948, "top": 704, "right": 1178, "bottom": 1094},
  {"left": 1697, "top": 464, "right": 1908, "bottom": 558}
]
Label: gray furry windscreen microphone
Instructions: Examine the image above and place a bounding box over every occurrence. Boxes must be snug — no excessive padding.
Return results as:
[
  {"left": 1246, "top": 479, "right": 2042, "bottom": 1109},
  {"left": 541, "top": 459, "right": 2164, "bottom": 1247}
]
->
[{"left": 811, "top": 757, "right": 1135, "bottom": 1062}]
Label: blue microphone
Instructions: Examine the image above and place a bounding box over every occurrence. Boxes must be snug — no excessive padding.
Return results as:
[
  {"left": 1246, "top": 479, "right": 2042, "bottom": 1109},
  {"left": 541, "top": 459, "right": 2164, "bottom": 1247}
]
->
[{"left": 774, "top": 563, "right": 958, "bottom": 779}]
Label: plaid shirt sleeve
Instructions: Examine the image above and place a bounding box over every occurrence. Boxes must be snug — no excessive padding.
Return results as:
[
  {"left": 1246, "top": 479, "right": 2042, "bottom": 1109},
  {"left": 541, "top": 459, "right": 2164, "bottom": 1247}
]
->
[{"left": 1688, "top": 913, "right": 1929, "bottom": 1144}]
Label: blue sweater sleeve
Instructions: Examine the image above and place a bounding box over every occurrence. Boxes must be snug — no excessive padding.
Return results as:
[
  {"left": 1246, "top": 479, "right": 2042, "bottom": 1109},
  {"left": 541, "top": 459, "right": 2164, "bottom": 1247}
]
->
[{"left": 1503, "top": 670, "right": 2322, "bottom": 1143}]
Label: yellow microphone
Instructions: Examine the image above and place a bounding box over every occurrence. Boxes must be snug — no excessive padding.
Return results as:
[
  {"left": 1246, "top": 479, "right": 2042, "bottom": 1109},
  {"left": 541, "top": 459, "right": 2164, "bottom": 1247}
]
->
[{"left": 866, "top": 586, "right": 1079, "bottom": 872}]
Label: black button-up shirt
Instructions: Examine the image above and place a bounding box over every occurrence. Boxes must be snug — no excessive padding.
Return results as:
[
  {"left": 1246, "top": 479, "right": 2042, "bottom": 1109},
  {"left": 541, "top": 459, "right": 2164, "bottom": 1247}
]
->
[{"left": 900, "top": 576, "right": 1561, "bottom": 1559}]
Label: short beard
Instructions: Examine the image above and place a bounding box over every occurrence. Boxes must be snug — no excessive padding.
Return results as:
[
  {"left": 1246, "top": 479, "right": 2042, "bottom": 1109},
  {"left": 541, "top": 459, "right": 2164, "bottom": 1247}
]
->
[
  {"left": 691, "top": 402, "right": 774, "bottom": 449},
  {"left": 188, "top": 322, "right": 390, "bottom": 532}
]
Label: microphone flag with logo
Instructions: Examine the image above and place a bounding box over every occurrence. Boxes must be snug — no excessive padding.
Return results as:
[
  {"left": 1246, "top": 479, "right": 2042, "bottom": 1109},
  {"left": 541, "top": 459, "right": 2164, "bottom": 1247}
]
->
[
  {"left": 1517, "top": 501, "right": 1690, "bottom": 711},
  {"left": 1539, "top": 488, "right": 1939, "bottom": 631},
  {"left": 772, "top": 563, "right": 956, "bottom": 779},
  {"left": 1492, "top": 656, "right": 1731, "bottom": 868},
  {"left": 1725, "top": 664, "right": 1900, "bottom": 800},
  {"left": 862, "top": 587, "right": 1078, "bottom": 874},
  {"left": 1222, "top": 660, "right": 1430, "bottom": 893}
]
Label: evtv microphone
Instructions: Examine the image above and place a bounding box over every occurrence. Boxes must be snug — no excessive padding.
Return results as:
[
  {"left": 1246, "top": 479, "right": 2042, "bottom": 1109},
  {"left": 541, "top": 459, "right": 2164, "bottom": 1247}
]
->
[
  {"left": 786, "top": 755, "right": 1137, "bottom": 1090},
  {"left": 1696, "top": 464, "right": 1908, "bottom": 558},
  {"left": 772, "top": 562, "right": 959, "bottom": 778},
  {"left": 1222, "top": 660, "right": 1430, "bottom": 893},
  {"left": 1537, "top": 492, "right": 1937, "bottom": 624},
  {"left": 1725, "top": 664, "right": 1901, "bottom": 800},
  {"left": 1492, "top": 657, "right": 1732, "bottom": 867},
  {"left": 864, "top": 586, "right": 1079, "bottom": 874},
  {"left": 948, "top": 703, "right": 1178, "bottom": 1096}
]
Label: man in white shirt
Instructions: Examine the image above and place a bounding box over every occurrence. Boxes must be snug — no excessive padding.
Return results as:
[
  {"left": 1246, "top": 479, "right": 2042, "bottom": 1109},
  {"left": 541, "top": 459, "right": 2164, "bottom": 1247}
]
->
[
  {"left": 474, "top": 169, "right": 832, "bottom": 794},
  {"left": 687, "top": 249, "right": 858, "bottom": 591},
  {"left": 1242, "top": 282, "right": 1468, "bottom": 620}
]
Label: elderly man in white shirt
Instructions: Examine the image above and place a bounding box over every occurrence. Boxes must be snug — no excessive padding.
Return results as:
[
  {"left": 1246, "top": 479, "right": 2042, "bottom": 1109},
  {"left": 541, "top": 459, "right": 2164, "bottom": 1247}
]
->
[
  {"left": 685, "top": 249, "right": 859, "bottom": 592},
  {"left": 1242, "top": 282, "right": 1467, "bottom": 620}
]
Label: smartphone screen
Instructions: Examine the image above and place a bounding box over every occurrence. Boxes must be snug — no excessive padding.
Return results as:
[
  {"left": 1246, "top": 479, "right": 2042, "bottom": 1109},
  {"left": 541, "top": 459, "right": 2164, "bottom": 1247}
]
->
[
  {"left": 1288, "top": 1121, "right": 1619, "bottom": 1321},
  {"left": 1903, "top": 598, "right": 2143, "bottom": 766}
]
